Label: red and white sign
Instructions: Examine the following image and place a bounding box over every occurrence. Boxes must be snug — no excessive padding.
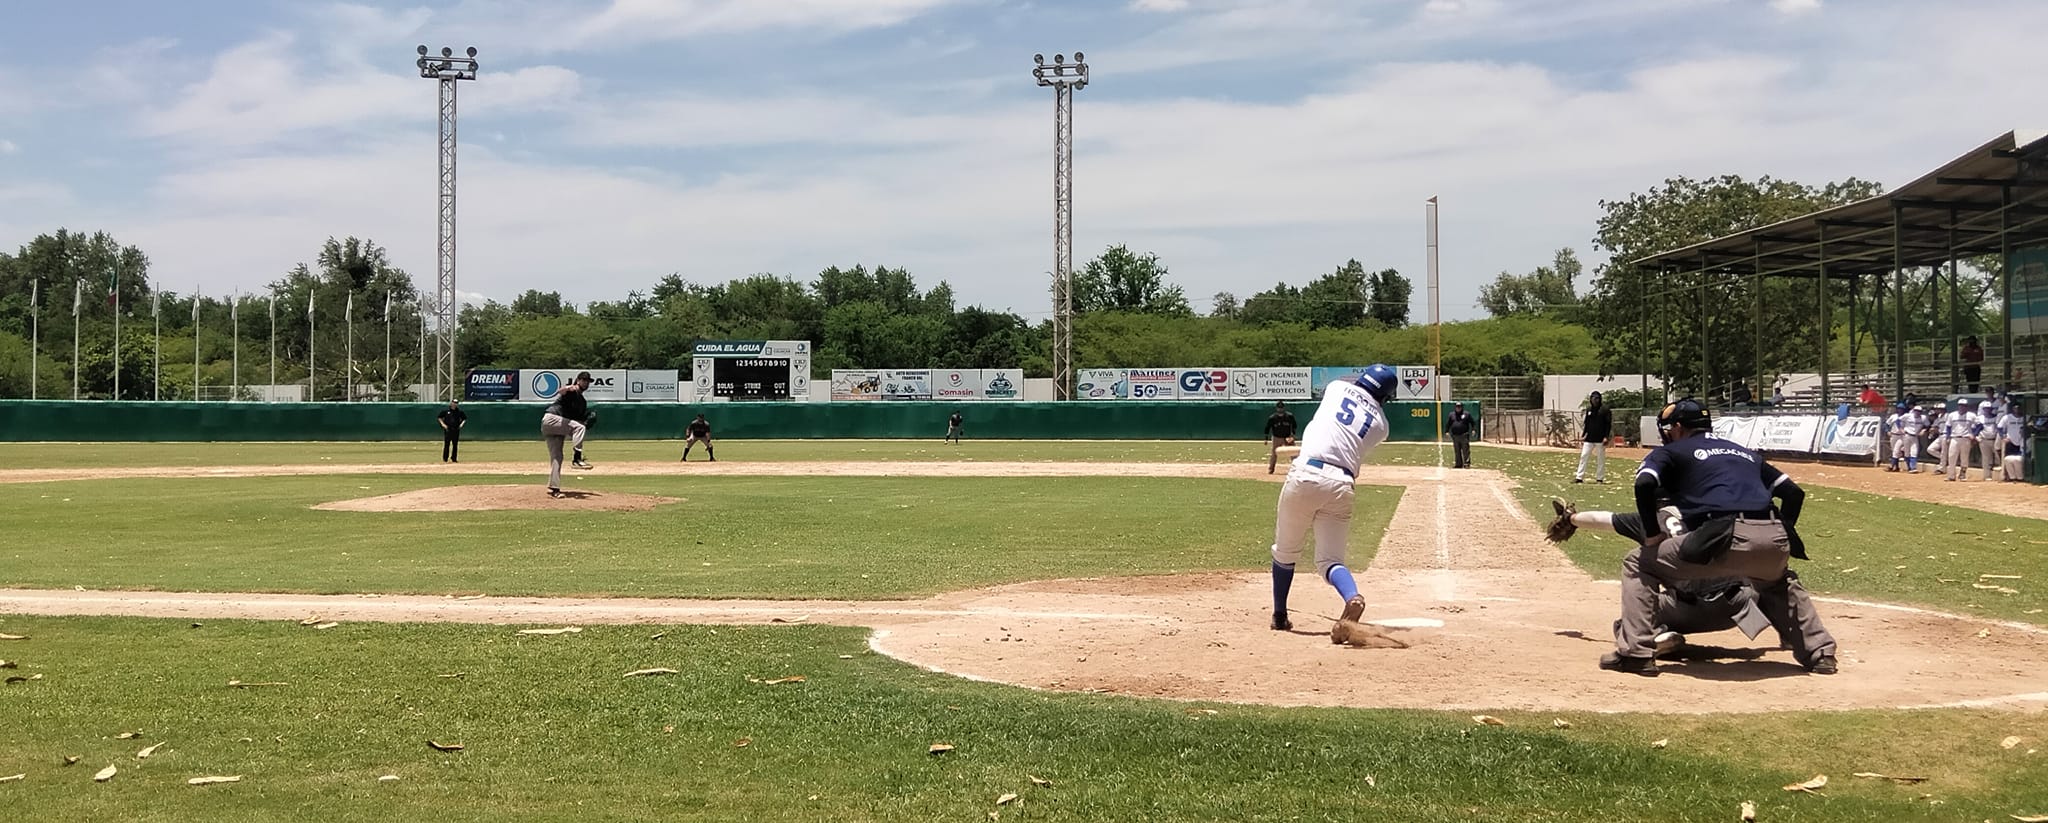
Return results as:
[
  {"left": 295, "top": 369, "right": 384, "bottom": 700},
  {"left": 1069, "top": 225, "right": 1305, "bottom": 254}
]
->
[
  {"left": 932, "top": 369, "right": 982, "bottom": 399},
  {"left": 1125, "top": 368, "right": 1178, "bottom": 400}
]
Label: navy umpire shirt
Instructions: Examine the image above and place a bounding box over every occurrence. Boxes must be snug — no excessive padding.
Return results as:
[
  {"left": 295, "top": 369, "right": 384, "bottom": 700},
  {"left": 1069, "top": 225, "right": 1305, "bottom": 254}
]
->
[{"left": 1635, "top": 435, "right": 1789, "bottom": 530}]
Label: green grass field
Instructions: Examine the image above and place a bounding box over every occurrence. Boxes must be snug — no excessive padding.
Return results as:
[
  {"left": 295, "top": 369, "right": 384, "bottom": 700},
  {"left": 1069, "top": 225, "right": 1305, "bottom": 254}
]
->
[{"left": 3, "top": 440, "right": 2046, "bottom": 820}]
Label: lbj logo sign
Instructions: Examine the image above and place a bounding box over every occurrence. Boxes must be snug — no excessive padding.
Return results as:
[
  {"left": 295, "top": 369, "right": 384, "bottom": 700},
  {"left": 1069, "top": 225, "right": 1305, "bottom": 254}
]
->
[{"left": 1397, "top": 367, "right": 1436, "bottom": 401}]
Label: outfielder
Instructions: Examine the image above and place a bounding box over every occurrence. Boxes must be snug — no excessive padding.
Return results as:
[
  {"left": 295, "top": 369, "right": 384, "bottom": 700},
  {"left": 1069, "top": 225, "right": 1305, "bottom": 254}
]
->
[
  {"left": 1546, "top": 499, "right": 1779, "bottom": 657},
  {"left": 539, "top": 371, "right": 593, "bottom": 498},
  {"left": 1270, "top": 363, "right": 1397, "bottom": 644}
]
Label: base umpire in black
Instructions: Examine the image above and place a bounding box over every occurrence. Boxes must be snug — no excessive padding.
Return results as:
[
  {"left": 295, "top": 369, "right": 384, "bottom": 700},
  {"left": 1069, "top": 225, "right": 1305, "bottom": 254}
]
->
[
  {"left": 1602, "top": 398, "right": 1837, "bottom": 676},
  {"left": 1446, "top": 401, "right": 1475, "bottom": 468},
  {"left": 437, "top": 400, "right": 467, "bottom": 463}
]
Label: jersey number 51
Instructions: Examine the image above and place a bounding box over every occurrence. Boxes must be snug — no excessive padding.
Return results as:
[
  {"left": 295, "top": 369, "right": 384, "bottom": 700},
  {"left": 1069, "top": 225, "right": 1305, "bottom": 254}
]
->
[{"left": 1335, "top": 398, "right": 1378, "bottom": 436}]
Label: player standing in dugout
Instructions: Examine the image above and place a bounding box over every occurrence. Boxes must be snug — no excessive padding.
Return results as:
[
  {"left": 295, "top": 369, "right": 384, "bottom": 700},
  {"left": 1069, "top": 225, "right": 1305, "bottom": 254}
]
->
[{"left": 1263, "top": 401, "right": 1297, "bottom": 475}]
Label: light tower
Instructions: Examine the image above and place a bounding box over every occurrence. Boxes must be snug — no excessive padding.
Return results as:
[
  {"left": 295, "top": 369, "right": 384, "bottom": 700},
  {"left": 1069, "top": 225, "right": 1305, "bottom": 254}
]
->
[
  {"left": 1033, "top": 51, "right": 1087, "bottom": 400},
  {"left": 416, "top": 45, "right": 478, "bottom": 402}
]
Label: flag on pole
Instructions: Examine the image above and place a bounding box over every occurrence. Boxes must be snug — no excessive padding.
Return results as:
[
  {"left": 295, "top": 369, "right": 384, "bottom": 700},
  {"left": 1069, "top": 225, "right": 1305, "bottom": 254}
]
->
[
  {"left": 73, "top": 279, "right": 82, "bottom": 317},
  {"left": 308, "top": 291, "right": 315, "bottom": 319},
  {"left": 385, "top": 292, "right": 392, "bottom": 317},
  {"left": 30, "top": 279, "right": 36, "bottom": 318},
  {"left": 231, "top": 293, "right": 238, "bottom": 325},
  {"left": 151, "top": 288, "right": 159, "bottom": 317},
  {"left": 193, "top": 288, "right": 201, "bottom": 321}
]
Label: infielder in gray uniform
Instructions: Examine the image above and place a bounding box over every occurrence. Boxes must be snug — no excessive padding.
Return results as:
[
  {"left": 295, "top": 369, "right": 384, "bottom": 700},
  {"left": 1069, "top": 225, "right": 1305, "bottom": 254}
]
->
[{"left": 1545, "top": 499, "right": 1779, "bottom": 657}]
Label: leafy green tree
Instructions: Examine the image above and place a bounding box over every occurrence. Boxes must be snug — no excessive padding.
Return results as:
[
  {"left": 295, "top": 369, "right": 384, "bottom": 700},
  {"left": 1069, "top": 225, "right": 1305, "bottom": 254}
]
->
[
  {"left": 1479, "top": 248, "right": 1582, "bottom": 319},
  {"left": 511, "top": 290, "right": 568, "bottom": 317},
  {"left": 1366, "top": 268, "right": 1412, "bottom": 328},
  {"left": 1072, "top": 245, "right": 1192, "bottom": 317},
  {"left": 1209, "top": 292, "right": 1239, "bottom": 320}
]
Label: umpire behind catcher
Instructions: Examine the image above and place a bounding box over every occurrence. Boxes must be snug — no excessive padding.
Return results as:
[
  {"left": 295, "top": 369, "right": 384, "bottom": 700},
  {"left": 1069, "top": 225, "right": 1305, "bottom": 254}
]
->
[{"left": 1601, "top": 398, "right": 1837, "bottom": 677}]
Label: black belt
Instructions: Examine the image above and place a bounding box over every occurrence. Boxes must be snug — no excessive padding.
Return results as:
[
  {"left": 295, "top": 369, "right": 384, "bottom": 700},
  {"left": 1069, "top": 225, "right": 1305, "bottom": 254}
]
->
[
  {"left": 1304, "top": 458, "right": 1354, "bottom": 478},
  {"left": 1683, "top": 510, "right": 1776, "bottom": 530}
]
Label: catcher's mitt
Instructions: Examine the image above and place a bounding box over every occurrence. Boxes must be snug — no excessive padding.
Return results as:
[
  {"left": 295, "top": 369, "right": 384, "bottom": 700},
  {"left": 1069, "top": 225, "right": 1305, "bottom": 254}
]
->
[{"left": 1544, "top": 497, "right": 1578, "bottom": 543}]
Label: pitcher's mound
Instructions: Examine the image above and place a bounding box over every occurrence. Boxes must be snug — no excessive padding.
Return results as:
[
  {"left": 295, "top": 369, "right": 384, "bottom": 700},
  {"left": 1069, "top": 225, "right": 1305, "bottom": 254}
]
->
[{"left": 314, "top": 485, "right": 682, "bottom": 512}]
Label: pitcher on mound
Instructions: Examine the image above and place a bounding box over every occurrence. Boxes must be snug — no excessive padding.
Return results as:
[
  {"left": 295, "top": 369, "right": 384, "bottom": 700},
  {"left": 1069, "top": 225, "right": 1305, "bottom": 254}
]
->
[{"left": 1270, "top": 363, "right": 1397, "bottom": 643}]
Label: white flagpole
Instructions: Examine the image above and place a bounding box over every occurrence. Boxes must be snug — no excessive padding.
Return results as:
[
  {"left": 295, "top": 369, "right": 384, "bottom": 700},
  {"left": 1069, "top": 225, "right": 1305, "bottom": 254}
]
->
[
  {"left": 268, "top": 293, "right": 277, "bottom": 402},
  {"left": 29, "top": 280, "right": 37, "bottom": 400},
  {"left": 193, "top": 288, "right": 202, "bottom": 399},
  {"left": 418, "top": 306, "right": 427, "bottom": 402},
  {"left": 1427, "top": 196, "right": 1443, "bottom": 469},
  {"left": 307, "top": 291, "right": 316, "bottom": 402},
  {"left": 384, "top": 292, "right": 393, "bottom": 401},
  {"left": 72, "top": 279, "right": 81, "bottom": 400},
  {"left": 231, "top": 292, "right": 240, "bottom": 401},
  {"left": 111, "top": 268, "right": 120, "bottom": 400},
  {"left": 345, "top": 291, "right": 354, "bottom": 402},
  {"left": 152, "top": 288, "right": 161, "bottom": 401}
]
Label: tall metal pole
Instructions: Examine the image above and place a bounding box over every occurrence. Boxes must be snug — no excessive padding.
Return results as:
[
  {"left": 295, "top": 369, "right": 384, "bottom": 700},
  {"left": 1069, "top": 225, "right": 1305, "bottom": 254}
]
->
[
  {"left": 111, "top": 266, "right": 120, "bottom": 400},
  {"left": 418, "top": 308, "right": 427, "bottom": 402},
  {"left": 1427, "top": 196, "right": 1443, "bottom": 459},
  {"left": 1892, "top": 202, "right": 1906, "bottom": 402},
  {"left": 417, "top": 45, "right": 478, "bottom": 405},
  {"left": 1033, "top": 51, "right": 1087, "bottom": 401},
  {"left": 152, "top": 288, "right": 160, "bottom": 401},
  {"left": 231, "top": 293, "right": 240, "bottom": 401},
  {"left": 268, "top": 293, "right": 277, "bottom": 402},
  {"left": 2001, "top": 186, "right": 2015, "bottom": 389},
  {"left": 72, "top": 279, "right": 80, "bottom": 400},
  {"left": 192, "top": 288, "right": 201, "bottom": 400},
  {"left": 29, "top": 280, "right": 36, "bottom": 400},
  {"left": 385, "top": 292, "right": 394, "bottom": 401},
  {"left": 345, "top": 291, "right": 354, "bottom": 402},
  {"left": 1817, "top": 223, "right": 1830, "bottom": 409},
  {"left": 308, "top": 291, "right": 316, "bottom": 402}
]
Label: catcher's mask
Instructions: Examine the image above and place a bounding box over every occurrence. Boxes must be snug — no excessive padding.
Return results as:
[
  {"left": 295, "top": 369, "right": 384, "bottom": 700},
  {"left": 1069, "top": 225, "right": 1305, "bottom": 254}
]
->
[{"left": 1654, "top": 398, "right": 1710, "bottom": 445}]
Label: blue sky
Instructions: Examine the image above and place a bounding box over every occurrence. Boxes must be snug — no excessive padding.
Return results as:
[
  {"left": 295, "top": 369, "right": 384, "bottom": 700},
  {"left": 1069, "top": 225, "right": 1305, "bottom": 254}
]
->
[{"left": 2, "top": 0, "right": 2043, "bottom": 321}]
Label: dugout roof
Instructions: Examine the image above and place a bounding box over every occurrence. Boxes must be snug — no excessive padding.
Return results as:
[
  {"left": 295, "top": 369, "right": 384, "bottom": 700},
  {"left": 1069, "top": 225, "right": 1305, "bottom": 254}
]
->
[{"left": 1631, "top": 130, "right": 2048, "bottom": 278}]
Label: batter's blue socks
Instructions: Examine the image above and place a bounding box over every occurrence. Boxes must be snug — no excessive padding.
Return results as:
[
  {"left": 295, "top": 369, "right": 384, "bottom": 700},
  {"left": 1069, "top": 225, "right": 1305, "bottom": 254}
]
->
[
  {"left": 1270, "top": 562, "right": 1295, "bottom": 613},
  {"left": 1326, "top": 564, "right": 1360, "bottom": 603}
]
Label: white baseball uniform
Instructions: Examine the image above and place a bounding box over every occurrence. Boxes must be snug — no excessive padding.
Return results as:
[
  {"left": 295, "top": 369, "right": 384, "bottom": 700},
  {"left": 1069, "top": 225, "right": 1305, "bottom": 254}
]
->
[
  {"left": 1942, "top": 409, "right": 1971, "bottom": 480},
  {"left": 1272, "top": 380, "right": 1390, "bottom": 576},
  {"left": 1976, "top": 406, "right": 2001, "bottom": 480}
]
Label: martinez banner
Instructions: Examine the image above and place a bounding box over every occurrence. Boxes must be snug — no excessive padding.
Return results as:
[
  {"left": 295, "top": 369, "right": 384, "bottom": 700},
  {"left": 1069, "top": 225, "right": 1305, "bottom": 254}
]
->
[
  {"left": 465, "top": 369, "right": 518, "bottom": 401},
  {"left": 1124, "top": 368, "right": 1177, "bottom": 400},
  {"left": 1076, "top": 369, "right": 1126, "bottom": 400}
]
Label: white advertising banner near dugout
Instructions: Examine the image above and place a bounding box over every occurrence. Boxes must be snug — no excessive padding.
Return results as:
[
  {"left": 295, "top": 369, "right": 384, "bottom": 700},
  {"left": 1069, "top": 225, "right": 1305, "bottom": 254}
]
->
[
  {"left": 1076, "top": 369, "right": 1126, "bottom": 400},
  {"left": 1751, "top": 415, "right": 1822, "bottom": 453},
  {"left": 1258, "top": 367, "right": 1313, "bottom": 399},
  {"left": 1819, "top": 415, "right": 1883, "bottom": 456},
  {"left": 1125, "top": 368, "right": 1177, "bottom": 400},
  {"left": 1712, "top": 416, "right": 1759, "bottom": 448},
  {"left": 932, "top": 369, "right": 982, "bottom": 399},
  {"left": 520, "top": 369, "right": 628, "bottom": 402}
]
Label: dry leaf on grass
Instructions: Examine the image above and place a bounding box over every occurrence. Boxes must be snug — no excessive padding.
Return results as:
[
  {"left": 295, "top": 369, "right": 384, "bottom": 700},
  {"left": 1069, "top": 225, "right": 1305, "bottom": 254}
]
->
[
  {"left": 1981, "top": 574, "right": 2022, "bottom": 580},
  {"left": 456, "top": 594, "right": 487, "bottom": 601},
  {"left": 838, "top": 654, "right": 854, "bottom": 659},
  {"left": 426, "top": 741, "right": 464, "bottom": 752},
  {"left": 436, "top": 673, "right": 464, "bottom": 679},
  {"left": 1364, "top": 774, "right": 1377, "bottom": 788},
  {"left": 0, "top": 774, "right": 24, "bottom": 783},
  {"left": 763, "top": 676, "right": 806, "bottom": 685},
  {"left": 1552, "top": 719, "right": 1573, "bottom": 729},
  {"left": 1852, "top": 772, "right": 1928, "bottom": 783},
  {"left": 227, "top": 680, "right": 287, "bottom": 688},
  {"left": 996, "top": 793, "right": 1018, "bottom": 806},
  {"left": 0, "top": 634, "right": 26, "bottom": 641},
  {"left": 648, "top": 632, "right": 665, "bottom": 640},
  {"left": 733, "top": 738, "right": 752, "bottom": 748},
  {"left": 1650, "top": 739, "right": 1669, "bottom": 749},
  {"left": 297, "top": 616, "right": 322, "bottom": 627},
  {"left": 2003, "top": 736, "right": 2025, "bottom": 750},
  {"left": 1784, "top": 774, "right": 1828, "bottom": 793},
  {"left": 312, "top": 622, "right": 340, "bottom": 630},
  {"left": 770, "top": 615, "right": 809, "bottom": 624},
  {"left": 378, "top": 775, "right": 401, "bottom": 782},
  {"left": 516, "top": 627, "right": 582, "bottom": 636},
  {"left": 1839, "top": 566, "right": 1860, "bottom": 573},
  {"left": 1471, "top": 715, "right": 1506, "bottom": 726},
  {"left": 93, "top": 765, "right": 117, "bottom": 782},
  {"left": 0, "top": 660, "right": 14, "bottom": 668},
  {"left": 1029, "top": 775, "right": 1052, "bottom": 787},
  {"left": 1740, "top": 800, "right": 1756, "bottom": 821},
  {"left": 186, "top": 776, "right": 241, "bottom": 786},
  {"left": 63, "top": 756, "right": 78, "bottom": 765},
  {"left": 135, "top": 742, "right": 165, "bottom": 759},
  {"left": 2011, "top": 815, "right": 2048, "bottom": 822},
  {"left": 3, "top": 675, "right": 34, "bottom": 685},
  {"left": 622, "top": 668, "right": 678, "bottom": 678},
  {"left": 929, "top": 743, "right": 955, "bottom": 755},
  {"left": 1977, "top": 629, "right": 1993, "bottom": 639},
  {"left": 114, "top": 732, "right": 141, "bottom": 740}
]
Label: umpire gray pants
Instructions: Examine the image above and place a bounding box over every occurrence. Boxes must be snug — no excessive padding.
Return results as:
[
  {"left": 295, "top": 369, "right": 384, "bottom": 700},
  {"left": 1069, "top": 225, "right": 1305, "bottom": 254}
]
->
[
  {"left": 1616, "top": 516, "right": 1835, "bottom": 665},
  {"left": 540, "top": 413, "right": 586, "bottom": 490}
]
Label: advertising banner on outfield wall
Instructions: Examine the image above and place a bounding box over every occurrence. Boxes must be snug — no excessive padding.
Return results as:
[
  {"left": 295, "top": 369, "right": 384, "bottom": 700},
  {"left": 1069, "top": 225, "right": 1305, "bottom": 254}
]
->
[
  {"left": 1395, "top": 366, "right": 1437, "bottom": 401},
  {"left": 1175, "top": 368, "right": 1233, "bottom": 400},
  {"left": 520, "top": 369, "right": 628, "bottom": 402},
  {"left": 626, "top": 370, "right": 680, "bottom": 401},
  {"left": 1076, "top": 369, "right": 1126, "bottom": 400},
  {"left": 465, "top": 369, "right": 518, "bottom": 401},
  {"left": 1258, "top": 368, "right": 1313, "bottom": 399},
  {"left": 1125, "top": 368, "right": 1177, "bottom": 400},
  {"left": 981, "top": 369, "right": 1024, "bottom": 400},
  {"left": 882, "top": 369, "right": 933, "bottom": 400},
  {"left": 830, "top": 370, "right": 882, "bottom": 401},
  {"left": 1712, "top": 416, "right": 1759, "bottom": 448},
  {"left": 761, "top": 340, "right": 812, "bottom": 401},
  {"left": 1309, "top": 367, "right": 1367, "bottom": 397},
  {"left": 1752, "top": 415, "right": 1822, "bottom": 453},
  {"left": 1819, "top": 414, "right": 1883, "bottom": 456},
  {"left": 932, "top": 369, "right": 983, "bottom": 400}
]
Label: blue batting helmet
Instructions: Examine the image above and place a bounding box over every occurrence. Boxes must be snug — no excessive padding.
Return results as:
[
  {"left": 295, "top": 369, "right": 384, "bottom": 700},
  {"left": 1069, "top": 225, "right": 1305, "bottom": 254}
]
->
[{"left": 1356, "top": 364, "right": 1398, "bottom": 403}]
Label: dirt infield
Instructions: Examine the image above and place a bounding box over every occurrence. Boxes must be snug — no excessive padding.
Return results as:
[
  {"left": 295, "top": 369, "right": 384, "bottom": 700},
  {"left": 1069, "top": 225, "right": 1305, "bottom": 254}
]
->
[
  {"left": 311, "top": 484, "right": 682, "bottom": 512},
  {"left": 6, "top": 462, "right": 2045, "bottom": 714}
]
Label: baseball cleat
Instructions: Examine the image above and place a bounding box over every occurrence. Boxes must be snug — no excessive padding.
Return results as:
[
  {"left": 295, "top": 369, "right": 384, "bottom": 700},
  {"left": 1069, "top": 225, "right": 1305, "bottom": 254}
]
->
[
  {"left": 1806, "top": 655, "right": 1838, "bottom": 675},
  {"left": 1271, "top": 612, "right": 1292, "bottom": 631},
  {"left": 1652, "top": 631, "right": 1685, "bottom": 657},
  {"left": 1598, "top": 652, "right": 1659, "bottom": 676},
  {"left": 572, "top": 460, "right": 593, "bottom": 470},
  {"left": 1329, "top": 595, "right": 1367, "bottom": 645}
]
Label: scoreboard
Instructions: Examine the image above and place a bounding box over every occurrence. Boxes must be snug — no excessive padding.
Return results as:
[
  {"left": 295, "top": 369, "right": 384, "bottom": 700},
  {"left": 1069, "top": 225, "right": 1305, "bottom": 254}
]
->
[
  {"left": 690, "top": 340, "right": 812, "bottom": 402},
  {"left": 715, "top": 358, "right": 792, "bottom": 399}
]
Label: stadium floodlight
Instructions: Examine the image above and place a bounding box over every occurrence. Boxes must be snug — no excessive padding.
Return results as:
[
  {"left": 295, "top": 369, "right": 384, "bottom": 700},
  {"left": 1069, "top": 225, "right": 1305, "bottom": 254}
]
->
[
  {"left": 416, "top": 45, "right": 479, "bottom": 404},
  {"left": 1032, "top": 51, "right": 1088, "bottom": 401}
]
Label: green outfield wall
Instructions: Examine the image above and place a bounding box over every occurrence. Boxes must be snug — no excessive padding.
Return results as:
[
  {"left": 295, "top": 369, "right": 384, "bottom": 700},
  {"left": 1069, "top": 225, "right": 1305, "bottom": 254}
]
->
[{"left": 0, "top": 400, "right": 1479, "bottom": 442}]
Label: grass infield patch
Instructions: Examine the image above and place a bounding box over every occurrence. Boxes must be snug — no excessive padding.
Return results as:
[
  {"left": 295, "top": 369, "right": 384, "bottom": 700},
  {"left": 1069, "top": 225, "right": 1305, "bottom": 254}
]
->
[{"left": 0, "top": 615, "right": 2042, "bottom": 822}]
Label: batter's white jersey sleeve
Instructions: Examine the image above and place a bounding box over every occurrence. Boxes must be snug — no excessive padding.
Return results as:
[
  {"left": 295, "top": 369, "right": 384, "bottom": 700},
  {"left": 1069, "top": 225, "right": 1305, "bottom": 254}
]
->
[{"left": 1292, "top": 380, "right": 1391, "bottom": 475}]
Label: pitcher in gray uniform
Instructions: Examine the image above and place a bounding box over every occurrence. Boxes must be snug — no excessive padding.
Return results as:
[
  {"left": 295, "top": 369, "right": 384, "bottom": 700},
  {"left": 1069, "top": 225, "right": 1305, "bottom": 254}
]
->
[{"left": 539, "top": 372, "right": 593, "bottom": 498}]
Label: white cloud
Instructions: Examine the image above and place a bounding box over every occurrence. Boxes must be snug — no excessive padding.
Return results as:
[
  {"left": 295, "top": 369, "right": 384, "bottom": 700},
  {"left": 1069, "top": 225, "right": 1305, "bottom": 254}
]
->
[
  {"left": 1770, "top": 0, "right": 1822, "bottom": 14},
  {"left": 559, "top": 0, "right": 967, "bottom": 50},
  {"left": 139, "top": 34, "right": 417, "bottom": 147},
  {"left": 0, "top": 139, "right": 18, "bottom": 155},
  {"left": 1131, "top": 0, "right": 1192, "bottom": 12}
]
